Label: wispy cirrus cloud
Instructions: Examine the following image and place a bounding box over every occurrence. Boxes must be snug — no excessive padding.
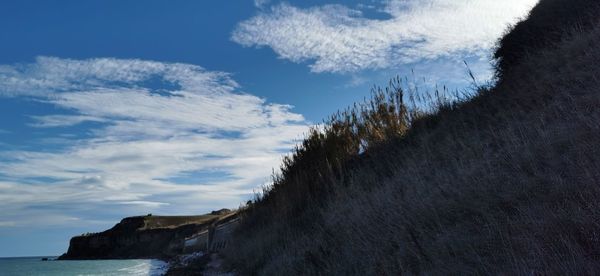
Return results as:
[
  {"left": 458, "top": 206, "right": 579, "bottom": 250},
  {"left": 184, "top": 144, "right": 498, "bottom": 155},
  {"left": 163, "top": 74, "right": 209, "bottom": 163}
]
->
[
  {"left": 0, "top": 56, "right": 309, "bottom": 228},
  {"left": 254, "top": 0, "right": 270, "bottom": 8},
  {"left": 233, "top": 0, "right": 538, "bottom": 73}
]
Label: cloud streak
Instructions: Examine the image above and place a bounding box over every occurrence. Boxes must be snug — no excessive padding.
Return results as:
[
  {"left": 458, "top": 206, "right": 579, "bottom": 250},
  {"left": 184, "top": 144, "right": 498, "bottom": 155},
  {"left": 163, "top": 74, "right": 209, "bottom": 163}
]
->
[
  {"left": 0, "top": 57, "right": 309, "bottom": 228},
  {"left": 232, "top": 0, "right": 538, "bottom": 73}
]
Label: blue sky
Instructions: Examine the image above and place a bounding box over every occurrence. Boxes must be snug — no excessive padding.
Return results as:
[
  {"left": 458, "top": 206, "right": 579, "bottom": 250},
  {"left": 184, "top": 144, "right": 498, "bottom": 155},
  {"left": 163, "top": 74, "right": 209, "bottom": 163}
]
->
[{"left": 0, "top": 0, "right": 538, "bottom": 257}]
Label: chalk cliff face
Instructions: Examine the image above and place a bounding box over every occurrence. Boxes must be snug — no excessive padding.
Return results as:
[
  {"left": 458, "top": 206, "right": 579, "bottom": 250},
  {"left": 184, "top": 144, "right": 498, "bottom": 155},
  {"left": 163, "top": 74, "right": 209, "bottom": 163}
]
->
[{"left": 58, "top": 216, "right": 214, "bottom": 260}]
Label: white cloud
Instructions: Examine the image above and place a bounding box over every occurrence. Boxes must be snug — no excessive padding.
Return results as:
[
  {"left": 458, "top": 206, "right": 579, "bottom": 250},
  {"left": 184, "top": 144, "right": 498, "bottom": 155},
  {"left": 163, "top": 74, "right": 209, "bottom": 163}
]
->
[
  {"left": 232, "top": 0, "right": 538, "bottom": 73},
  {"left": 0, "top": 221, "right": 16, "bottom": 227},
  {"left": 0, "top": 57, "right": 309, "bottom": 228},
  {"left": 29, "top": 115, "right": 107, "bottom": 128},
  {"left": 254, "top": 0, "right": 270, "bottom": 8}
]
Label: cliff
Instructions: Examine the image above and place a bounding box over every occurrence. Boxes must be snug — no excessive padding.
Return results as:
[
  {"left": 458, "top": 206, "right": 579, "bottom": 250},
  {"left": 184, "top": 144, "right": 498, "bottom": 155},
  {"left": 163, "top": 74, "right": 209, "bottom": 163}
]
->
[{"left": 58, "top": 212, "right": 230, "bottom": 260}]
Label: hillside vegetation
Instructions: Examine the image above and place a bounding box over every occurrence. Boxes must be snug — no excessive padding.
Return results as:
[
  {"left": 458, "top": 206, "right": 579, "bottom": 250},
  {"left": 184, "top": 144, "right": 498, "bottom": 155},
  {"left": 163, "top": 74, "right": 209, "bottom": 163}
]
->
[
  {"left": 139, "top": 215, "right": 221, "bottom": 230},
  {"left": 139, "top": 210, "right": 234, "bottom": 230},
  {"left": 223, "top": 0, "right": 600, "bottom": 274}
]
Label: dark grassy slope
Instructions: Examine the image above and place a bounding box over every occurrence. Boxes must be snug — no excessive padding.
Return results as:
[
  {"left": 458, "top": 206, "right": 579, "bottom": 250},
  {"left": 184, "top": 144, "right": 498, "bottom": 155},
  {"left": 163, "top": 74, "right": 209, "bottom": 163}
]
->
[
  {"left": 494, "top": 0, "right": 600, "bottom": 78},
  {"left": 223, "top": 0, "right": 600, "bottom": 274}
]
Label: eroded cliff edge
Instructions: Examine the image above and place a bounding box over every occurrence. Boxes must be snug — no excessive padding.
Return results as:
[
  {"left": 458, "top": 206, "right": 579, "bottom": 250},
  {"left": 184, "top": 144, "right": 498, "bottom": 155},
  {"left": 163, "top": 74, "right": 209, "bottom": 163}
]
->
[{"left": 58, "top": 210, "right": 231, "bottom": 260}]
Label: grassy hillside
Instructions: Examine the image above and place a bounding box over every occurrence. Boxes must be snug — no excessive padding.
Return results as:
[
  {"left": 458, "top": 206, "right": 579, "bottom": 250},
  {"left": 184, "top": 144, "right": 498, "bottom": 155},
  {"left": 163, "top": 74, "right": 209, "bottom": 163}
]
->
[
  {"left": 133, "top": 209, "right": 234, "bottom": 230},
  {"left": 138, "top": 215, "right": 222, "bottom": 230},
  {"left": 223, "top": 0, "right": 600, "bottom": 274},
  {"left": 494, "top": 0, "right": 600, "bottom": 78}
]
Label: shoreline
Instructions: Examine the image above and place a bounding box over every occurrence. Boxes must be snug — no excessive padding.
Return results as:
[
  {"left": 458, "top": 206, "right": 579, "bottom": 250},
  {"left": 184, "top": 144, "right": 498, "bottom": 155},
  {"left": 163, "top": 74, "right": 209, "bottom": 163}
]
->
[{"left": 0, "top": 257, "right": 170, "bottom": 275}]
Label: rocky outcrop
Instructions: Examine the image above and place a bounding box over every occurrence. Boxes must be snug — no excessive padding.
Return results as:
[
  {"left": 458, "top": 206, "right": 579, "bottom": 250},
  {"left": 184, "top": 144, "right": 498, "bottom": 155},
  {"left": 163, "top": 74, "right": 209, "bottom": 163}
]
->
[
  {"left": 58, "top": 216, "right": 216, "bottom": 260},
  {"left": 210, "top": 208, "right": 231, "bottom": 215},
  {"left": 182, "top": 216, "right": 240, "bottom": 254}
]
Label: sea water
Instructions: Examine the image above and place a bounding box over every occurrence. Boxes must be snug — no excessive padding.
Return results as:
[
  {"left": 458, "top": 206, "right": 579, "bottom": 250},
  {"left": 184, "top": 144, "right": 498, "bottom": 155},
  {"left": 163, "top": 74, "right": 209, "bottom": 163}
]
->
[{"left": 0, "top": 257, "right": 168, "bottom": 276}]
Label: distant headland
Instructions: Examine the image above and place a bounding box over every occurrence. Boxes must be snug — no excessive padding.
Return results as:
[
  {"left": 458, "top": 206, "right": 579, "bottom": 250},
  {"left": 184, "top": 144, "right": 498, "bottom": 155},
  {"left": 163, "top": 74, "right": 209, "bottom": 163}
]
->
[{"left": 58, "top": 209, "right": 237, "bottom": 261}]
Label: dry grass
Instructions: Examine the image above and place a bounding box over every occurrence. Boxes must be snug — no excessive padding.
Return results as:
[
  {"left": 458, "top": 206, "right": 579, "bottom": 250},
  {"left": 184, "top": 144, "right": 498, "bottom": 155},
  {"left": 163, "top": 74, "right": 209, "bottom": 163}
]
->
[
  {"left": 139, "top": 215, "right": 222, "bottom": 230},
  {"left": 222, "top": 0, "right": 600, "bottom": 274}
]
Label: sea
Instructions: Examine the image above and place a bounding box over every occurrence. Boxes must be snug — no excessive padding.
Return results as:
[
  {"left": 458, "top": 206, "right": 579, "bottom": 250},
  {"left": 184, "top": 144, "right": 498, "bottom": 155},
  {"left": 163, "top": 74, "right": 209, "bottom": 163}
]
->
[{"left": 0, "top": 257, "right": 168, "bottom": 276}]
